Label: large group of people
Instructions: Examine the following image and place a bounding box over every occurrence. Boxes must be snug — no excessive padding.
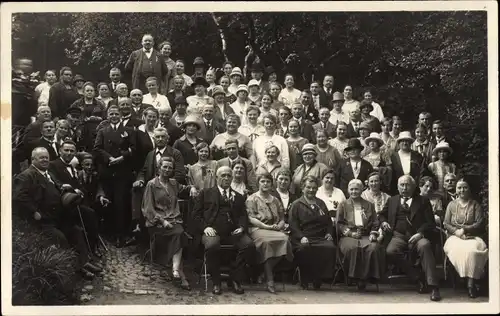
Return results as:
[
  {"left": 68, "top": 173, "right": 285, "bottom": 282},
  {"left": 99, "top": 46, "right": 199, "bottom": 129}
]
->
[{"left": 11, "top": 34, "right": 489, "bottom": 302}]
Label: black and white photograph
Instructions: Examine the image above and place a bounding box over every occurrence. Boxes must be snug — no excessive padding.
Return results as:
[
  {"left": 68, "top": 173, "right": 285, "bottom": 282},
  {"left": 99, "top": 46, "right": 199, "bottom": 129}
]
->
[{"left": 1, "top": 1, "right": 498, "bottom": 315}]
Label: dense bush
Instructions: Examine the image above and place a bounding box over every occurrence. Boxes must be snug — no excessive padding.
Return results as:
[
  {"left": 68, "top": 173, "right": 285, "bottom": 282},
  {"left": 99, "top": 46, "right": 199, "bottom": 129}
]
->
[{"left": 12, "top": 217, "right": 81, "bottom": 305}]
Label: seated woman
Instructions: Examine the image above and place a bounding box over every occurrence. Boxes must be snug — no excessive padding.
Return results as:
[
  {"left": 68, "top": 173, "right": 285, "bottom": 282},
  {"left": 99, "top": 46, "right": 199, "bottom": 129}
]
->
[
  {"left": 316, "top": 169, "right": 346, "bottom": 217},
  {"left": 238, "top": 105, "right": 265, "bottom": 142},
  {"left": 443, "top": 178, "right": 488, "bottom": 298},
  {"left": 231, "top": 161, "right": 251, "bottom": 198},
  {"left": 291, "top": 144, "right": 329, "bottom": 195},
  {"left": 363, "top": 132, "right": 392, "bottom": 191},
  {"left": 187, "top": 142, "right": 218, "bottom": 191},
  {"left": 419, "top": 176, "right": 444, "bottom": 224},
  {"left": 255, "top": 145, "right": 283, "bottom": 182},
  {"left": 141, "top": 156, "right": 198, "bottom": 290},
  {"left": 210, "top": 114, "right": 253, "bottom": 160},
  {"left": 286, "top": 119, "right": 309, "bottom": 171},
  {"left": 288, "top": 175, "right": 336, "bottom": 290},
  {"left": 246, "top": 173, "right": 294, "bottom": 294},
  {"left": 315, "top": 129, "right": 343, "bottom": 171},
  {"left": 270, "top": 168, "right": 298, "bottom": 222},
  {"left": 337, "top": 179, "right": 383, "bottom": 291}
]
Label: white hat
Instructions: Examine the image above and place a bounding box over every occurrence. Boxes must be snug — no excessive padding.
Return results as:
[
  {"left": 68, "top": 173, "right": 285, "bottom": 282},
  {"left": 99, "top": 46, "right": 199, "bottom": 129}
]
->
[
  {"left": 230, "top": 67, "right": 243, "bottom": 77},
  {"left": 248, "top": 79, "right": 259, "bottom": 87},
  {"left": 396, "top": 131, "right": 415, "bottom": 143},
  {"left": 432, "top": 142, "right": 453, "bottom": 156},
  {"left": 365, "top": 132, "right": 384, "bottom": 147},
  {"left": 236, "top": 84, "right": 249, "bottom": 95}
]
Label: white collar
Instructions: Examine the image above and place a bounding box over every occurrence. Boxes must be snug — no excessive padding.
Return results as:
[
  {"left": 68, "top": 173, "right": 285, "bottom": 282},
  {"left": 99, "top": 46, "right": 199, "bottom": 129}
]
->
[
  {"left": 143, "top": 47, "right": 152, "bottom": 53},
  {"left": 156, "top": 147, "right": 166, "bottom": 154},
  {"left": 218, "top": 185, "right": 232, "bottom": 196},
  {"left": 32, "top": 165, "right": 48, "bottom": 176},
  {"left": 203, "top": 118, "right": 212, "bottom": 124},
  {"left": 401, "top": 196, "right": 413, "bottom": 206}
]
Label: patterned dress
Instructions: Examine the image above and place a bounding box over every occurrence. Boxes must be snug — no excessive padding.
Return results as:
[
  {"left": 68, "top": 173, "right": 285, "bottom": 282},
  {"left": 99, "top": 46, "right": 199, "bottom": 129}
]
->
[
  {"left": 328, "top": 137, "right": 350, "bottom": 159},
  {"left": 428, "top": 161, "right": 457, "bottom": 194}
]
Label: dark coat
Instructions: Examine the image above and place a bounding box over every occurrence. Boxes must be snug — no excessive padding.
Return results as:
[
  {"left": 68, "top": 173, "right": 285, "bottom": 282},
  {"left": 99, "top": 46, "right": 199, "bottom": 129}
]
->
[
  {"left": 77, "top": 170, "right": 104, "bottom": 208},
  {"left": 160, "top": 121, "right": 183, "bottom": 146},
  {"left": 318, "top": 89, "right": 333, "bottom": 110},
  {"left": 130, "top": 103, "right": 151, "bottom": 122},
  {"left": 346, "top": 121, "right": 361, "bottom": 138},
  {"left": 27, "top": 137, "right": 59, "bottom": 163},
  {"left": 379, "top": 194, "right": 436, "bottom": 239},
  {"left": 298, "top": 119, "right": 316, "bottom": 143},
  {"left": 172, "top": 135, "right": 205, "bottom": 166},
  {"left": 22, "top": 120, "right": 43, "bottom": 147},
  {"left": 389, "top": 150, "right": 425, "bottom": 194},
  {"left": 336, "top": 158, "right": 374, "bottom": 197},
  {"left": 48, "top": 82, "right": 80, "bottom": 119},
  {"left": 192, "top": 186, "right": 249, "bottom": 234},
  {"left": 212, "top": 103, "right": 235, "bottom": 126},
  {"left": 313, "top": 121, "right": 337, "bottom": 140},
  {"left": 136, "top": 146, "right": 186, "bottom": 184},
  {"left": 197, "top": 119, "right": 225, "bottom": 145},
  {"left": 288, "top": 196, "right": 333, "bottom": 244},
  {"left": 48, "top": 158, "right": 82, "bottom": 190},
  {"left": 135, "top": 128, "right": 155, "bottom": 172},
  {"left": 124, "top": 49, "right": 169, "bottom": 93}
]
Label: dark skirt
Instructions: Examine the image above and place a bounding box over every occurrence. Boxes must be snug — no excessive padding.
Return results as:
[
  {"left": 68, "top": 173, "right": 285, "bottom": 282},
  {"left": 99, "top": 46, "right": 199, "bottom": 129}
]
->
[
  {"left": 148, "top": 224, "right": 184, "bottom": 266},
  {"left": 339, "top": 236, "right": 384, "bottom": 280},
  {"left": 294, "top": 238, "right": 336, "bottom": 283}
]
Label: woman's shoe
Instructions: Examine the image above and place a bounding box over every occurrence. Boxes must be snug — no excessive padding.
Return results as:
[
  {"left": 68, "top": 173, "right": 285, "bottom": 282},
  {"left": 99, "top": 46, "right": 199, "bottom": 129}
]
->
[
  {"left": 468, "top": 286, "right": 478, "bottom": 298},
  {"left": 172, "top": 270, "right": 181, "bottom": 280},
  {"left": 267, "top": 282, "right": 277, "bottom": 294},
  {"left": 357, "top": 280, "right": 367, "bottom": 291}
]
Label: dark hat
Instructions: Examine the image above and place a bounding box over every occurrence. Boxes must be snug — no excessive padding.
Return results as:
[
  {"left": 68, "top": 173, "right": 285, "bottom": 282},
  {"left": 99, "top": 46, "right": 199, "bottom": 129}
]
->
[
  {"left": 251, "top": 63, "right": 264, "bottom": 73},
  {"left": 265, "top": 66, "right": 276, "bottom": 74},
  {"left": 193, "top": 57, "right": 205, "bottom": 66},
  {"left": 61, "top": 192, "right": 83, "bottom": 209},
  {"left": 174, "top": 95, "right": 187, "bottom": 106},
  {"left": 66, "top": 106, "right": 82, "bottom": 117},
  {"left": 344, "top": 138, "right": 364, "bottom": 152},
  {"left": 191, "top": 76, "right": 209, "bottom": 88},
  {"left": 73, "top": 74, "right": 85, "bottom": 83},
  {"left": 359, "top": 100, "right": 374, "bottom": 112}
]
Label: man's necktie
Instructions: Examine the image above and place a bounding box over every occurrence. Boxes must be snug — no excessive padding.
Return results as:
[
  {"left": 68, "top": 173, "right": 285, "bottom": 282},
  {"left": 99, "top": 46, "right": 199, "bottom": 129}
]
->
[
  {"left": 223, "top": 189, "right": 229, "bottom": 201},
  {"left": 44, "top": 172, "right": 54, "bottom": 183},
  {"left": 402, "top": 197, "right": 410, "bottom": 210},
  {"left": 156, "top": 151, "right": 162, "bottom": 164},
  {"left": 206, "top": 121, "right": 211, "bottom": 130}
]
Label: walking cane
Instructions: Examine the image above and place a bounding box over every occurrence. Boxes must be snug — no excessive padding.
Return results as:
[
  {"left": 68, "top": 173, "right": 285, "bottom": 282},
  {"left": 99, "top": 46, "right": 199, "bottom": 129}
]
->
[{"left": 77, "top": 205, "right": 93, "bottom": 259}]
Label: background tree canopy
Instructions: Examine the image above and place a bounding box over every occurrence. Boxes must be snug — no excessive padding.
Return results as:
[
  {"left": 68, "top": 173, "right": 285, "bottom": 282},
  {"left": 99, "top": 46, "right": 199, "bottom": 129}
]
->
[{"left": 11, "top": 11, "right": 489, "bottom": 207}]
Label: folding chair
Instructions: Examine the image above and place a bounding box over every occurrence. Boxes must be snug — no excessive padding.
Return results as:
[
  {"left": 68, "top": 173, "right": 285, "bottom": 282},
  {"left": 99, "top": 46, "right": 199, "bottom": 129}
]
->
[
  {"left": 141, "top": 232, "right": 156, "bottom": 264},
  {"left": 331, "top": 211, "right": 349, "bottom": 287}
]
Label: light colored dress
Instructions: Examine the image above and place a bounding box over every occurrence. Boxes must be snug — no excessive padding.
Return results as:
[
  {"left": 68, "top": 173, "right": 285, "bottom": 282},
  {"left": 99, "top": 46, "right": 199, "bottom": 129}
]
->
[
  {"left": 186, "top": 95, "right": 214, "bottom": 117},
  {"left": 253, "top": 134, "right": 290, "bottom": 169},
  {"left": 328, "top": 137, "right": 350, "bottom": 159},
  {"left": 370, "top": 102, "right": 384, "bottom": 122},
  {"left": 315, "top": 145, "right": 343, "bottom": 171},
  {"left": 443, "top": 199, "right": 488, "bottom": 279},
  {"left": 291, "top": 162, "right": 329, "bottom": 195},
  {"left": 230, "top": 100, "right": 251, "bottom": 125},
  {"left": 316, "top": 186, "right": 346, "bottom": 212},
  {"left": 187, "top": 160, "right": 218, "bottom": 190},
  {"left": 278, "top": 88, "right": 302, "bottom": 108},
  {"left": 342, "top": 99, "right": 360, "bottom": 115},
  {"left": 35, "top": 81, "right": 52, "bottom": 107},
  {"left": 428, "top": 161, "right": 457, "bottom": 194},
  {"left": 143, "top": 93, "right": 171, "bottom": 112},
  {"left": 246, "top": 193, "right": 293, "bottom": 264},
  {"left": 238, "top": 124, "right": 265, "bottom": 142},
  {"left": 329, "top": 110, "right": 350, "bottom": 126}
]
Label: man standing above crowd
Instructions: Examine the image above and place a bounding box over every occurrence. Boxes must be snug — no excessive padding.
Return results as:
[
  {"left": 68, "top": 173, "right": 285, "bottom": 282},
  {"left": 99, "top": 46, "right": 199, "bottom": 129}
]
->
[
  {"left": 319, "top": 75, "right": 335, "bottom": 108},
  {"left": 125, "top": 34, "right": 169, "bottom": 94},
  {"left": 48, "top": 66, "right": 80, "bottom": 120}
]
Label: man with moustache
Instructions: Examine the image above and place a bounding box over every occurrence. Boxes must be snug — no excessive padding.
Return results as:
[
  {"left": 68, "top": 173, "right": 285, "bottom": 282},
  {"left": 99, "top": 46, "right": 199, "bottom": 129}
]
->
[
  {"left": 197, "top": 103, "right": 225, "bottom": 144},
  {"left": 130, "top": 89, "right": 152, "bottom": 121},
  {"left": 108, "top": 68, "right": 123, "bottom": 98},
  {"left": 27, "top": 120, "right": 59, "bottom": 163},
  {"left": 125, "top": 34, "right": 169, "bottom": 94},
  {"left": 318, "top": 74, "right": 335, "bottom": 108},
  {"left": 158, "top": 105, "right": 183, "bottom": 146}
]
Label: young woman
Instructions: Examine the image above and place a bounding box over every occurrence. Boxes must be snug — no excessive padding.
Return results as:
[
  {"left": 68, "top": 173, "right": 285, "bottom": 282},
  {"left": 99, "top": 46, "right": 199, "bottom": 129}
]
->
[
  {"left": 315, "top": 129, "right": 343, "bottom": 171},
  {"left": 74, "top": 75, "right": 86, "bottom": 96},
  {"left": 329, "top": 91, "right": 350, "bottom": 126},
  {"left": 255, "top": 145, "right": 283, "bottom": 183},
  {"left": 228, "top": 67, "right": 243, "bottom": 95},
  {"left": 247, "top": 79, "right": 262, "bottom": 106},
  {"left": 278, "top": 74, "right": 301, "bottom": 108},
  {"left": 222, "top": 61, "right": 233, "bottom": 77},
  {"left": 412, "top": 123, "right": 435, "bottom": 168},
  {"left": 269, "top": 82, "right": 284, "bottom": 111},
  {"left": 259, "top": 92, "right": 278, "bottom": 124},
  {"left": 219, "top": 75, "right": 237, "bottom": 104},
  {"left": 172, "top": 115, "right": 205, "bottom": 166},
  {"left": 167, "top": 75, "right": 186, "bottom": 107},
  {"left": 341, "top": 85, "right": 360, "bottom": 115},
  {"left": 186, "top": 77, "right": 213, "bottom": 118},
  {"left": 171, "top": 96, "right": 188, "bottom": 128},
  {"left": 359, "top": 100, "right": 381, "bottom": 133},
  {"left": 159, "top": 41, "right": 175, "bottom": 94},
  {"left": 363, "top": 132, "right": 392, "bottom": 191},
  {"left": 389, "top": 115, "right": 402, "bottom": 139},
  {"left": 210, "top": 114, "right": 253, "bottom": 160},
  {"left": 362, "top": 89, "right": 384, "bottom": 121},
  {"left": 316, "top": 169, "right": 347, "bottom": 214},
  {"left": 419, "top": 176, "right": 444, "bottom": 223},
  {"left": 275, "top": 105, "right": 292, "bottom": 138},
  {"left": 379, "top": 117, "right": 397, "bottom": 155},
  {"left": 428, "top": 142, "right": 457, "bottom": 194},
  {"left": 328, "top": 122, "right": 350, "bottom": 159},
  {"left": 230, "top": 84, "right": 251, "bottom": 125},
  {"left": 231, "top": 161, "right": 250, "bottom": 197},
  {"left": 187, "top": 142, "right": 218, "bottom": 190},
  {"left": 286, "top": 119, "right": 309, "bottom": 171},
  {"left": 238, "top": 105, "right": 265, "bottom": 142},
  {"left": 170, "top": 59, "right": 193, "bottom": 91}
]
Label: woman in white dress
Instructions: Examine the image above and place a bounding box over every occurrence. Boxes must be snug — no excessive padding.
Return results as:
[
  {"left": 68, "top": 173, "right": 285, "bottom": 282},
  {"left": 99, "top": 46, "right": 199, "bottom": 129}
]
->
[
  {"left": 252, "top": 114, "right": 290, "bottom": 169},
  {"left": 238, "top": 105, "right": 265, "bottom": 142},
  {"left": 316, "top": 169, "right": 347, "bottom": 216},
  {"left": 230, "top": 84, "right": 251, "bottom": 125},
  {"left": 278, "top": 74, "right": 301, "bottom": 108},
  {"left": 443, "top": 178, "right": 488, "bottom": 298}
]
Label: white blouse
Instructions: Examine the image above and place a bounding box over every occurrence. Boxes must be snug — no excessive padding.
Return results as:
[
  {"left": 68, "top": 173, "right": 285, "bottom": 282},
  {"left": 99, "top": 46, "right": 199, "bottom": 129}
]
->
[{"left": 253, "top": 134, "right": 290, "bottom": 169}]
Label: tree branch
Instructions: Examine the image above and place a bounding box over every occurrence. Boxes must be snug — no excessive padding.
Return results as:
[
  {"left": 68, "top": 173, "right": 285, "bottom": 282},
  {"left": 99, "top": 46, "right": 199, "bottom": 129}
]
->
[{"left": 211, "top": 13, "right": 228, "bottom": 62}]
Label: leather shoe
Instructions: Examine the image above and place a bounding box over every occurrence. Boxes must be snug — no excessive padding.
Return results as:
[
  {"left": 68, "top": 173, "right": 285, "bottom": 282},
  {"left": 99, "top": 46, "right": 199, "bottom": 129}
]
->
[
  {"left": 267, "top": 283, "right": 277, "bottom": 294},
  {"left": 84, "top": 262, "right": 103, "bottom": 273},
  {"left": 313, "top": 280, "right": 322, "bottom": 290},
  {"left": 430, "top": 288, "right": 442, "bottom": 301},
  {"left": 212, "top": 284, "right": 222, "bottom": 295},
  {"left": 418, "top": 279, "right": 429, "bottom": 294},
  {"left": 468, "top": 286, "right": 478, "bottom": 299},
  {"left": 232, "top": 281, "right": 244, "bottom": 294},
  {"left": 357, "top": 280, "right": 366, "bottom": 291}
]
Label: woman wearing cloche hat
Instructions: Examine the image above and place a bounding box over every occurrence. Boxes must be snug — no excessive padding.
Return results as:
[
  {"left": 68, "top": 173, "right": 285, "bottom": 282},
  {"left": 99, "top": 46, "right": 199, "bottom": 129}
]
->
[
  {"left": 336, "top": 138, "right": 375, "bottom": 197},
  {"left": 228, "top": 67, "right": 243, "bottom": 95},
  {"left": 291, "top": 143, "right": 329, "bottom": 195},
  {"left": 427, "top": 142, "right": 457, "bottom": 194},
  {"left": 173, "top": 115, "right": 205, "bottom": 166},
  {"left": 363, "top": 132, "right": 393, "bottom": 191}
]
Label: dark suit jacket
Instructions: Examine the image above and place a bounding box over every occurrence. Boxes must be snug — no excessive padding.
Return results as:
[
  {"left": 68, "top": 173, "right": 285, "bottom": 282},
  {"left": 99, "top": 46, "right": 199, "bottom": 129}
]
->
[
  {"left": 136, "top": 146, "right": 186, "bottom": 184},
  {"left": 125, "top": 49, "right": 169, "bottom": 91},
  {"left": 336, "top": 158, "right": 374, "bottom": 197},
  {"left": 108, "top": 81, "right": 122, "bottom": 98},
  {"left": 197, "top": 119, "right": 225, "bottom": 145},
  {"left": 121, "top": 116, "right": 144, "bottom": 130},
  {"left": 167, "top": 91, "right": 187, "bottom": 108},
  {"left": 27, "top": 137, "right": 59, "bottom": 163},
  {"left": 92, "top": 123, "right": 137, "bottom": 180},
  {"left": 298, "top": 119, "right": 316, "bottom": 143},
  {"left": 379, "top": 194, "right": 436, "bottom": 238},
  {"left": 318, "top": 89, "right": 333, "bottom": 110},
  {"left": 304, "top": 105, "right": 320, "bottom": 124},
  {"left": 48, "top": 82, "right": 80, "bottom": 119},
  {"left": 390, "top": 150, "right": 425, "bottom": 194},
  {"left": 135, "top": 128, "right": 155, "bottom": 172},
  {"left": 48, "top": 158, "right": 82, "bottom": 190},
  {"left": 213, "top": 103, "right": 235, "bottom": 126},
  {"left": 313, "top": 121, "right": 337, "bottom": 139},
  {"left": 216, "top": 156, "right": 257, "bottom": 192},
  {"left": 77, "top": 170, "right": 104, "bottom": 207},
  {"left": 192, "top": 186, "right": 249, "bottom": 234},
  {"left": 346, "top": 121, "right": 361, "bottom": 138},
  {"left": 22, "top": 120, "right": 43, "bottom": 147},
  {"left": 270, "top": 189, "right": 298, "bottom": 220},
  {"left": 131, "top": 103, "right": 151, "bottom": 122}
]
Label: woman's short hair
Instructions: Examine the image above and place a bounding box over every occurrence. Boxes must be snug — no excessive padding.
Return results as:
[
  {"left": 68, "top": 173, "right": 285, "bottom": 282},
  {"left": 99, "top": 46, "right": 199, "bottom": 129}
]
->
[
  {"left": 348, "top": 179, "right": 364, "bottom": 189},
  {"left": 257, "top": 172, "right": 274, "bottom": 184},
  {"left": 145, "top": 77, "right": 158, "bottom": 85},
  {"left": 222, "top": 61, "right": 233, "bottom": 68},
  {"left": 270, "top": 82, "right": 283, "bottom": 90},
  {"left": 219, "top": 75, "right": 230, "bottom": 84},
  {"left": 226, "top": 113, "right": 241, "bottom": 126},
  {"left": 173, "top": 75, "right": 185, "bottom": 83},
  {"left": 288, "top": 118, "right": 300, "bottom": 128},
  {"left": 315, "top": 128, "right": 327, "bottom": 137},
  {"left": 97, "top": 82, "right": 109, "bottom": 91},
  {"left": 158, "top": 41, "right": 172, "bottom": 50},
  {"left": 276, "top": 168, "right": 292, "bottom": 180},
  {"left": 300, "top": 175, "right": 320, "bottom": 190},
  {"left": 261, "top": 92, "right": 274, "bottom": 103},
  {"left": 158, "top": 156, "right": 174, "bottom": 166},
  {"left": 83, "top": 81, "right": 94, "bottom": 91},
  {"left": 337, "top": 121, "right": 348, "bottom": 129},
  {"left": 415, "top": 123, "right": 428, "bottom": 132},
  {"left": 392, "top": 116, "right": 402, "bottom": 123},
  {"left": 265, "top": 144, "right": 280, "bottom": 156},
  {"left": 262, "top": 113, "right": 277, "bottom": 125},
  {"left": 278, "top": 105, "right": 292, "bottom": 115},
  {"left": 224, "top": 138, "right": 239, "bottom": 148},
  {"left": 78, "top": 152, "right": 94, "bottom": 163},
  {"left": 59, "top": 66, "right": 72, "bottom": 76},
  {"left": 195, "top": 142, "right": 210, "bottom": 155},
  {"left": 419, "top": 176, "right": 437, "bottom": 190},
  {"left": 324, "top": 169, "right": 336, "bottom": 178},
  {"left": 380, "top": 117, "right": 392, "bottom": 126},
  {"left": 246, "top": 105, "right": 261, "bottom": 116},
  {"left": 175, "top": 59, "right": 185, "bottom": 65},
  {"left": 367, "top": 171, "right": 381, "bottom": 181},
  {"left": 143, "top": 106, "right": 159, "bottom": 118}
]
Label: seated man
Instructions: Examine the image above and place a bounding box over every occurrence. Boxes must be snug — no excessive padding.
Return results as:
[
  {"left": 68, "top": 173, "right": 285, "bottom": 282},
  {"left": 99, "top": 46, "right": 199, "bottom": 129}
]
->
[
  {"left": 379, "top": 175, "right": 441, "bottom": 302},
  {"left": 193, "top": 166, "right": 256, "bottom": 295},
  {"left": 13, "top": 147, "right": 102, "bottom": 279}
]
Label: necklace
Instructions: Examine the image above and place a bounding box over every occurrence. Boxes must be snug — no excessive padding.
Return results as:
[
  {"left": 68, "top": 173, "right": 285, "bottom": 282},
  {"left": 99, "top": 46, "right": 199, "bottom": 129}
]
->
[{"left": 453, "top": 199, "right": 470, "bottom": 226}]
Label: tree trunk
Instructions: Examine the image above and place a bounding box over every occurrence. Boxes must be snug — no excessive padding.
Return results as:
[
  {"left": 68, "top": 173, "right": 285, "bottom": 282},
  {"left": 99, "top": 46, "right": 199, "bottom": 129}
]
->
[{"left": 210, "top": 13, "right": 228, "bottom": 62}]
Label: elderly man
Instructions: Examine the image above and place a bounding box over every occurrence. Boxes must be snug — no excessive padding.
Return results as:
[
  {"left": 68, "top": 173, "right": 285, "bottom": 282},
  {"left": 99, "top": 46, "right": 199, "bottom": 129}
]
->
[
  {"left": 319, "top": 75, "right": 335, "bottom": 108},
  {"left": 441, "top": 173, "right": 458, "bottom": 210},
  {"left": 158, "top": 105, "right": 183, "bottom": 146},
  {"left": 108, "top": 68, "right": 123, "bottom": 98},
  {"left": 26, "top": 120, "right": 59, "bottom": 163},
  {"left": 48, "top": 66, "right": 80, "bottom": 119},
  {"left": 313, "top": 107, "right": 337, "bottom": 139},
  {"left": 13, "top": 147, "right": 103, "bottom": 279},
  {"left": 193, "top": 166, "right": 256, "bottom": 295},
  {"left": 345, "top": 106, "right": 363, "bottom": 138},
  {"left": 22, "top": 105, "right": 52, "bottom": 146},
  {"left": 198, "top": 103, "right": 225, "bottom": 144},
  {"left": 118, "top": 98, "right": 143, "bottom": 129},
  {"left": 216, "top": 139, "right": 257, "bottom": 193},
  {"left": 379, "top": 175, "right": 441, "bottom": 301},
  {"left": 130, "top": 89, "right": 151, "bottom": 121},
  {"left": 125, "top": 34, "right": 169, "bottom": 94}
]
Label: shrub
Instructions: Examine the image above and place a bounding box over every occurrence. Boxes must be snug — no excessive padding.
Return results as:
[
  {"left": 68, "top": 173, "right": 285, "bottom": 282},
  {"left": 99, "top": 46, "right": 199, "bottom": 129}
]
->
[{"left": 12, "top": 217, "right": 81, "bottom": 305}]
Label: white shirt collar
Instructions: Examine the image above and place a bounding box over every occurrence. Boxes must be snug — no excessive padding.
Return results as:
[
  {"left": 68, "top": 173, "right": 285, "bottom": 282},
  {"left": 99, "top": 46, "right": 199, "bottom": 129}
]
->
[
  {"left": 218, "top": 185, "right": 231, "bottom": 196},
  {"left": 143, "top": 47, "right": 152, "bottom": 53},
  {"left": 32, "top": 165, "right": 47, "bottom": 176},
  {"left": 156, "top": 147, "right": 166, "bottom": 154},
  {"left": 401, "top": 196, "right": 413, "bottom": 206},
  {"left": 203, "top": 118, "right": 212, "bottom": 124}
]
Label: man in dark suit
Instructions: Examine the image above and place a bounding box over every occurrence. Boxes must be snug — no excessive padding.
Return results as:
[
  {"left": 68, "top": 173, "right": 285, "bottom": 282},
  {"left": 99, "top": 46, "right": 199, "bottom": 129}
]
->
[
  {"left": 198, "top": 104, "right": 225, "bottom": 144},
  {"left": 312, "top": 107, "right": 337, "bottom": 140},
  {"left": 108, "top": 68, "right": 123, "bottom": 99},
  {"left": 93, "top": 105, "right": 137, "bottom": 247},
  {"left": 26, "top": 120, "right": 59, "bottom": 163},
  {"left": 193, "top": 166, "right": 256, "bottom": 295},
  {"left": 390, "top": 131, "right": 427, "bottom": 194},
  {"left": 310, "top": 81, "right": 330, "bottom": 110},
  {"left": 249, "top": 63, "right": 269, "bottom": 93},
  {"left": 430, "top": 120, "right": 459, "bottom": 163},
  {"left": 158, "top": 105, "right": 183, "bottom": 146},
  {"left": 379, "top": 175, "right": 441, "bottom": 301},
  {"left": 216, "top": 139, "right": 257, "bottom": 193},
  {"left": 130, "top": 88, "right": 152, "bottom": 122},
  {"left": 441, "top": 173, "right": 458, "bottom": 210},
  {"left": 118, "top": 98, "right": 143, "bottom": 129},
  {"left": 125, "top": 34, "right": 169, "bottom": 94},
  {"left": 335, "top": 138, "right": 374, "bottom": 197},
  {"left": 291, "top": 102, "right": 315, "bottom": 143},
  {"left": 22, "top": 105, "right": 52, "bottom": 146},
  {"left": 346, "top": 107, "right": 363, "bottom": 138},
  {"left": 318, "top": 75, "right": 335, "bottom": 110}
]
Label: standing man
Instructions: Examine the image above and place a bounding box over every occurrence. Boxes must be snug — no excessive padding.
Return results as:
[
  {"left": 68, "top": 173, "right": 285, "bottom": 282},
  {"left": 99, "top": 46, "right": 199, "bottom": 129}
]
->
[
  {"left": 249, "top": 63, "right": 269, "bottom": 93},
  {"left": 93, "top": 105, "right": 137, "bottom": 247},
  {"left": 193, "top": 166, "right": 256, "bottom": 295},
  {"left": 379, "top": 175, "right": 441, "bottom": 301},
  {"left": 319, "top": 75, "right": 334, "bottom": 108},
  {"left": 313, "top": 107, "right": 337, "bottom": 139},
  {"left": 26, "top": 120, "right": 59, "bottom": 163},
  {"left": 130, "top": 89, "right": 152, "bottom": 121},
  {"left": 109, "top": 68, "right": 123, "bottom": 98},
  {"left": 390, "top": 131, "right": 426, "bottom": 194},
  {"left": 125, "top": 34, "right": 169, "bottom": 94},
  {"left": 48, "top": 66, "right": 80, "bottom": 120},
  {"left": 310, "top": 81, "right": 329, "bottom": 110},
  {"left": 290, "top": 102, "right": 315, "bottom": 143},
  {"left": 197, "top": 104, "right": 225, "bottom": 145}
]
